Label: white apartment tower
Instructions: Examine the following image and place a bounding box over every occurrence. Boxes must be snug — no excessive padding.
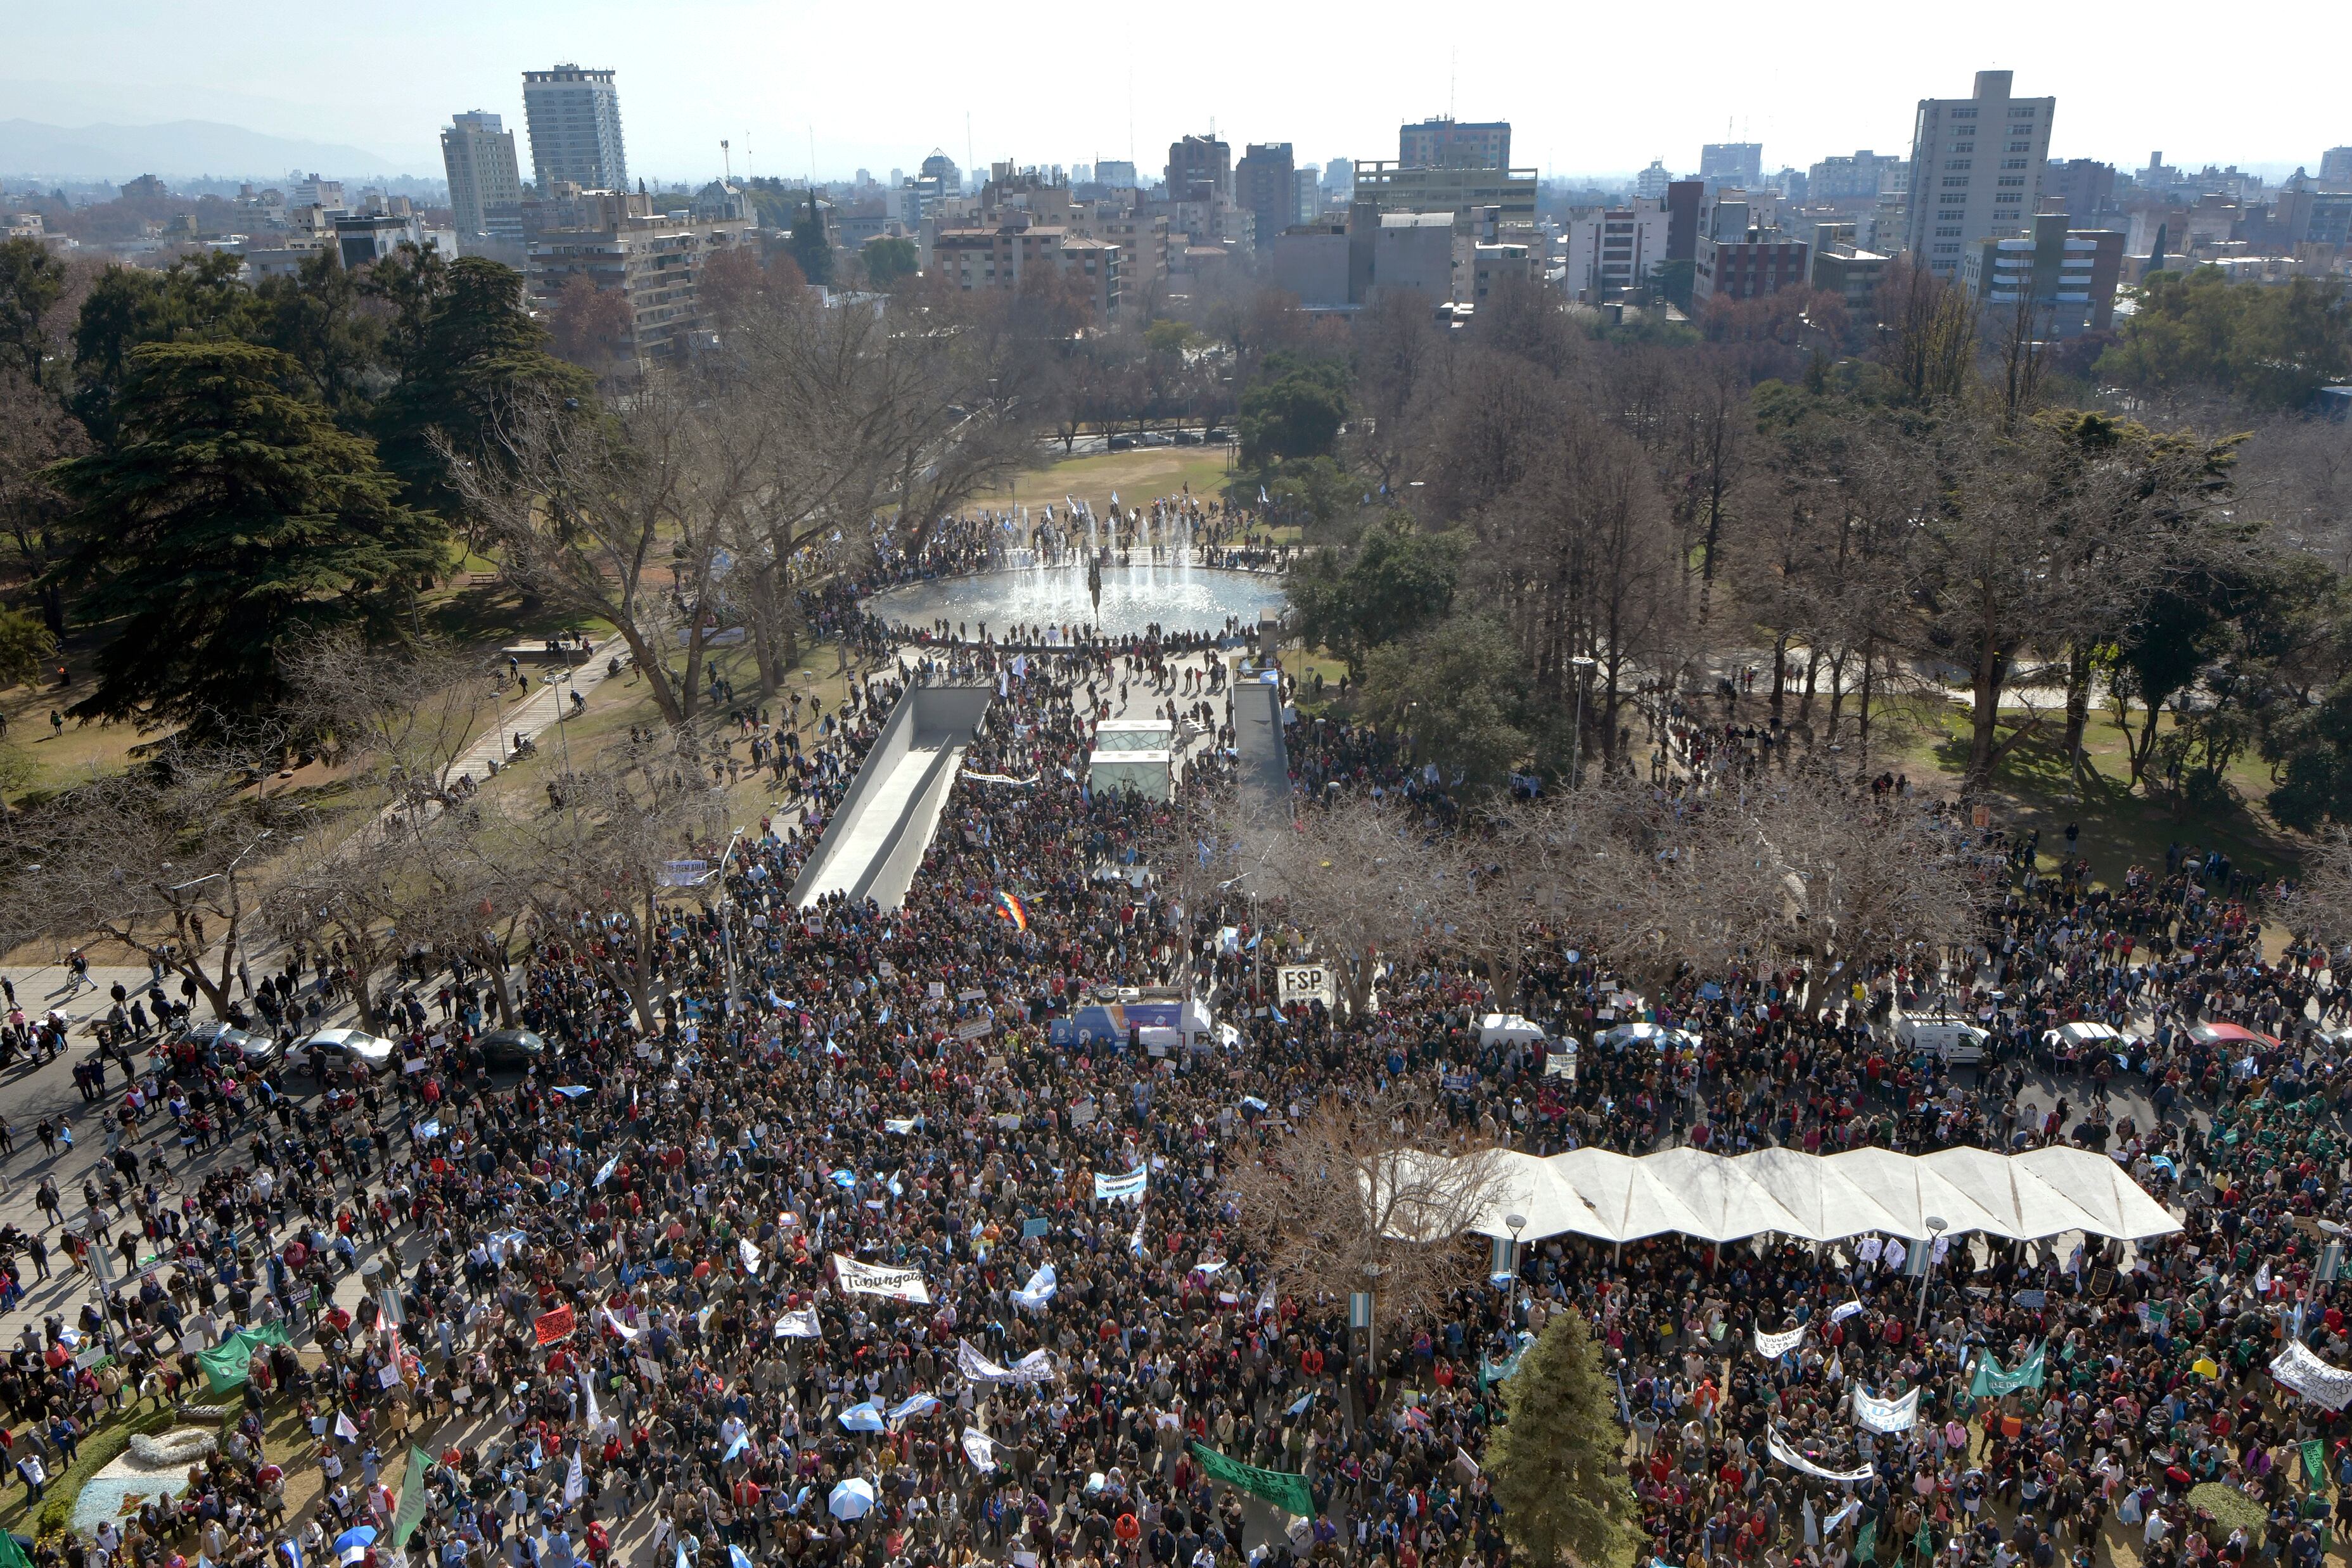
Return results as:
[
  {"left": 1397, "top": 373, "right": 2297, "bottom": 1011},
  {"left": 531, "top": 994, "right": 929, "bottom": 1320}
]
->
[
  {"left": 1905, "top": 69, "right": 2054, "bottom": 276},
  {"left": 441, "top": 112, "right": 523, "bottom": 243},
  {"left": 522, "top": 65, "right": 628, "bottom": 194}
]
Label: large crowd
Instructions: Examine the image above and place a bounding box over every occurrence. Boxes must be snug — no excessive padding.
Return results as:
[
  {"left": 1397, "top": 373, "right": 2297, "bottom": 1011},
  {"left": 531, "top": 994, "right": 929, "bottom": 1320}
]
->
[{"left": 4, "top": 554, "right": 2351, "bottom": 1568}]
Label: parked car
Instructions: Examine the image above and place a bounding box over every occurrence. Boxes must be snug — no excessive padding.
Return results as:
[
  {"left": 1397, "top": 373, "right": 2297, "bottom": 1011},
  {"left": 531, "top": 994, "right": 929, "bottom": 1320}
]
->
[
  {"left": 174, "top": 1021, "right": 282, "bottom": 1068},
  {"left": 1893, "top": 1012, "right": 1988, "bottom": 1066},
  {"left": 302, "top": 1026, "right": 397, "bottom": 1075},
  {"left": 475, "top": 1028, "right": 549, "bottom": 1068}
]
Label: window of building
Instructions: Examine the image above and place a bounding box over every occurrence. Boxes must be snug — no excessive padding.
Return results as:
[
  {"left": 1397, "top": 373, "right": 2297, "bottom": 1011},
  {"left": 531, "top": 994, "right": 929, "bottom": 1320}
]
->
[{"left": 1953, "top": 107, "right": 1977, "bottom": 119}]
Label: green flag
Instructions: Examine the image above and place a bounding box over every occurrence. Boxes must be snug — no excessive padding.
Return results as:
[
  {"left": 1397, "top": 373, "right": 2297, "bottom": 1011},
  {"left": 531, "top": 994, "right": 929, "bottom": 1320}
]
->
[
  {"left": 1189, "top": 1441, "right": 1315, "bottom": 1517},
  {"left": 2304, "top": 1439, "right": 2328, "bottom": 1490},
  {"left": 194, "top": 1322, "right": 295, "bottom": 1394},
  {"left": 1967, "top": 1344, "right": 2045, "bottom": 1399},
  {"left": 1855, "top": 1519, "right": 1877, "bottom": 1564},
  {"left": 0, "top": 1522, "right": 34, "bottom": 1568},
  {"left": 391, "top": 1446, "right": 435, "bottom": 1548}
]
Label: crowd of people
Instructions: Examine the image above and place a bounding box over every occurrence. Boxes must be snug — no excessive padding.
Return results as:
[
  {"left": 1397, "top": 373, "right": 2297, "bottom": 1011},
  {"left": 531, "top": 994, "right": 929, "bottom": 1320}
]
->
[{"left": 3, "top": 579, "right": 2349, "bottom": 1568}]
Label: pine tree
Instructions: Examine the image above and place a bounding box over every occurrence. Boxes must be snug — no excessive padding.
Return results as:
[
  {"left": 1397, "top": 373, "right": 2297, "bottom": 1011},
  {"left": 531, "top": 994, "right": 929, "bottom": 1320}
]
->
[
  {"left": 46, "top": 340, "right": 445, "bottom": 733},
  {"left": 790, "top": 191, "right": 835, "bottom": 286},
  {"left": 1485, "top": 1310, "right": 1639, "bottom": 1568}
]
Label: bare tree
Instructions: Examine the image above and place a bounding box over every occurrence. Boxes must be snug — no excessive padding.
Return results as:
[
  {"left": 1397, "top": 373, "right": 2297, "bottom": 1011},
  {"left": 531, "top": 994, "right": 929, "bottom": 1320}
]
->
[
  {"left": 2277, "top": 827, "right": 2352, "bottom": 955},
  {"left": 1227, "top": 1086, "right": 1507, "bottom": 1336},
  {"left": 3, "top": 751, "right": 290, "bottom": 1021}
]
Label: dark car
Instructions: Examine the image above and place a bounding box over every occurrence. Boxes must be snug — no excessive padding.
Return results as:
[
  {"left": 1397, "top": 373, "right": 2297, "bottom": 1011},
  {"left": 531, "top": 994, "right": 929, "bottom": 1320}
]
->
[{"left": 475, "top": 1028, "right": 549, "bottom": 1068}]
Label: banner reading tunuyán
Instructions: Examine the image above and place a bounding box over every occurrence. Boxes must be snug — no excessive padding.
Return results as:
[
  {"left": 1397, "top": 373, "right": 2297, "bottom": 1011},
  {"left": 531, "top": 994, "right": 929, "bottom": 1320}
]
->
[
  {"left": 391, "top": 1446, "right": 435, "bottom": 1548},
  {"left": 1189, "top": 1441, "right": 1315, "bottom": 1517}
]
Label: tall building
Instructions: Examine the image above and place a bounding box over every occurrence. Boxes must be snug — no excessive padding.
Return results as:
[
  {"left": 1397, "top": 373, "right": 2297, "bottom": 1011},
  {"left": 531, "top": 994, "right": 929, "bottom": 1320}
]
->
[
  {"left": 1235, "top": 143, "right": 1295, "bottom": 253},
  {"left": 1635, "top": 160, "right": 1672, "bottom": 200},
  {"left": 1955, "top": 211, "right": 2123, "bottom": 337},
  {"left": 1094, "top": 160, "right": 1139, "bottom": 189},
  {"left": 2044, "top": 159, "right": 2116, "bottom": 225},
  {"left": 441, "top": 112, "right": 523, "bottom": 246},
  {"left": 1563, "top": 200, "right": 1671, "bottom": 301},
  {"left": 1699, "top": 143, "right": 1763, "bottom": 190},
  {"left": 1808, "top": 150, "right": 1898, "bottom": 203},
  {"left": 2320, "top": 147, "right": 2352, "bottom": 186},
  {"left": 1293, "top": 167, "right": 1320, "bottom": 226},
  {"left": 1351, "top": 162, "right": 1537, "bottom": 231},
  {"left": 1165, "top": 134, "right": 1232, "bottom": 205},
  {"left": 522, "top": 65, "right": 627, "bottom": 195},
  {"left": 1398, "top": 118, "right": 1510, "bottom": 170},
  {"left": 1905, "top": 69, "right": 2054, "bottom": 277}
]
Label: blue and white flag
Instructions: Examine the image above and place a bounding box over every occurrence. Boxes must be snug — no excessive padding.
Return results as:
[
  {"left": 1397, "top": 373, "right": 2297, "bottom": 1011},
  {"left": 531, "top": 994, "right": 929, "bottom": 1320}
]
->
[
  {"left": 593, "top": 1156, "right": 621, "bottom": 1187},
  {"left": 838, "top": 1401, "right": 886, "bottom": 1432},
  {"left": 724, "top": 1429, "right": 754, "bottom": 1462},
  {"left": 413, "top": 1119, "right": 441, "bottom": 1140},
  {"left": 887, "top": 1393, "right": 940, "bottom": 1424},
  {"left": 553, "top": 1086, "right": 591, "bottom": 1099}
]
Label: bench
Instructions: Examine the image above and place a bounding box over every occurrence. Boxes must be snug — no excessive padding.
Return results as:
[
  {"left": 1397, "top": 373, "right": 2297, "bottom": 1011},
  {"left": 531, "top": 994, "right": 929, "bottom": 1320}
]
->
[{"left": 465, "top": 571, "right": 501, "bottom": 587}]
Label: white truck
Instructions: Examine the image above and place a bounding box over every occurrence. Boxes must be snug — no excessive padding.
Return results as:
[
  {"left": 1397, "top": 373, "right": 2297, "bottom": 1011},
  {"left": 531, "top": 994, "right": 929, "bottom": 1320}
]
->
[{"left": 1893, "top": 1012, "right": 1990, "bottom": 1066}]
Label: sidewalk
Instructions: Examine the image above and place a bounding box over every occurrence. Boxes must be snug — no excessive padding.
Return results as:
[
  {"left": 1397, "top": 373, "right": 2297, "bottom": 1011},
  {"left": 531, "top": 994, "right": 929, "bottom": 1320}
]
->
[{"left": 449, "top": 634, "right": 630, "bottom": 786}]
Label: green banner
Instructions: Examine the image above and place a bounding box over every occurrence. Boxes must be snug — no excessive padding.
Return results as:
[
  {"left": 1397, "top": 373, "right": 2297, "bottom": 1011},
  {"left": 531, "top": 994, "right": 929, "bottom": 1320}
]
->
[
  {"left": 2304, "top": 1439, "right": 2327, "bottom": 1490},
  {"left": 392, "top": 1446, "right": 435, "bottom": 1548},
  {"left": 1966, "top": 1345, "right": 2045, "bottom": 1399},
  {"left": 1189, "top": 1441, "right": 1315, "bottom": 1517},
  {"left": 1855, "top": 1520, "right": 1877, "bottom": 1564},
  {"left": 195, "top": 1321, "right": 294, "bottom": 1394}
]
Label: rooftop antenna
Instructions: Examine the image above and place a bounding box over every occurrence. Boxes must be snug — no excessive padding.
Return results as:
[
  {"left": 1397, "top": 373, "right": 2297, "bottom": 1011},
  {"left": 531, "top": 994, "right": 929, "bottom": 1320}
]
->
[
  {"left": 966, "top": 112, "right": 973, "bottom": 185},
  {"left": 1127, "top": 67, "right": 1135, "bottom": 164},
  {"left": 807, "top": 124, "right": 815, "bottom": 185},
  {"left": 721, "top": 139, "right": 732, "bottom": 182},
  {"left": 1450, "top": 49, "right": 1457, "bottom": 122}
]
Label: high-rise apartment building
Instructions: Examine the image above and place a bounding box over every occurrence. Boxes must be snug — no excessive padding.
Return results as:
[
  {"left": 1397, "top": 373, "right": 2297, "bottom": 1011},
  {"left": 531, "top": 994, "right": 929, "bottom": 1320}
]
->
[
  {"left": 1635, "top": 160, "right": 1673, "bottom": 200},
  {"left": 441, "top": 112, "right": 523, "bottom": 246},
  {"left": 522, "top": 65, "right": 627, "bottom": 195},
  {"left": 1807, "top": 150, "right": 1898, "bottom": 203},
  {"left": 1699, "top": 143, "right": 1763, "bottom": 190},
  {"left": 1165, "top": 134, "right": 1232, "bottom": 205},
  {"left": 2320, "top": 148, "right": 2352, "bottom": 187},
  {"left": 1293, "top": 167, "right": 1320, "bottom": 226},
  {"left": 1905, "top": 69, "right": 2054, "bottom": 276},
  {"left": 1235, "top": 143, "right": 1295, "bottom": 253},
  {"left": 1398, "top": 118, "right": 1510, "bottom": 170}
]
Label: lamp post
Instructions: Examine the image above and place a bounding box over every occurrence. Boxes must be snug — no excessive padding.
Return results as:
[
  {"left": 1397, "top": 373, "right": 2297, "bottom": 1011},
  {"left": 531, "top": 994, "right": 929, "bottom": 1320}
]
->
[
  {"left": 1504, "top": 1211, "right": 1528, "bottom": 1327},
  {"left": 1917, "top": 1214, "right": 1948, "bottom": 1330}
]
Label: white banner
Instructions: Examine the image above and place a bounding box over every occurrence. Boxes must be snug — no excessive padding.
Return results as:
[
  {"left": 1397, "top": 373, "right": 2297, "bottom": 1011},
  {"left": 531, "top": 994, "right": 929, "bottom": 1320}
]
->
[
  {"left": 1753, "top": 1325, "right": 1805, "bottom": 1359},
  {"left": 1850, "top": 1384, "right": 1919, "bottom": 1434},
  {"left": 1094, "top": 1167, "right": 1149, "bottom": 1204},
  {"left": 956, "top": 1341, "right": 1058, "bottom": 1385},
  {"left": 1766, "top": 1431, "right": 1877, "bottom": 1484},
  {"left": 1010, "top": 1264, "right": 1058, "bottom": 1311},
  {"left": 773, "top": 1305, "right": 821, "bottom": 1339},
  {"left": 962, "top": 1428, "right": 998, "bottom": 1471},
  {"left": 831, "top": 1254, "right": 931, "bottom": 1304},
  {"left": 2272, "top": 1339, "right": 2352, "bottom": 1411},
  {"left": 1829, "top": 1299, "right": 1865, "bottom": 1323},
  {"left": 1277, "top": 965, "right": 1333, "bottom": 1006}
]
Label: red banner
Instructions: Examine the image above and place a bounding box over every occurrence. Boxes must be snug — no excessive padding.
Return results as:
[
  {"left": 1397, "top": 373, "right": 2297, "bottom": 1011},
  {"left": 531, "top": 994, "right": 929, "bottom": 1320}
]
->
[{"left": 534, "top": 1305, "right": 576, "bottom": 1345}]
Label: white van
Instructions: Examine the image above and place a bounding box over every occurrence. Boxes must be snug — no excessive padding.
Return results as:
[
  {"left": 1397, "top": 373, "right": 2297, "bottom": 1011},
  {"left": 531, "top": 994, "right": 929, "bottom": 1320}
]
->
[{"left": 1894, "top": 1012, "right": 1990, "bottom": 1066}]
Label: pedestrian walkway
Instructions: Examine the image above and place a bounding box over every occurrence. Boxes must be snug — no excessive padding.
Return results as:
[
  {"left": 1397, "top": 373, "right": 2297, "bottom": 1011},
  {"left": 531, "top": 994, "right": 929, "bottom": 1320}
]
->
[{"left": 448, "top": 634, "right": 630, "bottom": 786}]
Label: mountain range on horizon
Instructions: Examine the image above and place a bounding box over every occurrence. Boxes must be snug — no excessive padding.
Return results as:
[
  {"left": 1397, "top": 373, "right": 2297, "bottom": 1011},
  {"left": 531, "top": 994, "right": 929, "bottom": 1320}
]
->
[{"left": 0, "top": 117, "right": 425, "bottom": 184}]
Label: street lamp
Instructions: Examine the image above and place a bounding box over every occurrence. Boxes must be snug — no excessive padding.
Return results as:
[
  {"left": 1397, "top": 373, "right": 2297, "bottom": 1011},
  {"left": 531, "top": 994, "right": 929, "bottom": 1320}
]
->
[
  {"left": 1916, "top": 1214, "right": 1948, "bottom": 1330},
  {"left": 1503, "top": 1212, "right": 1528, "bottom": 1325},
  {"left": 1569, "top": 656, "right": 1599, "bottom": 786}
]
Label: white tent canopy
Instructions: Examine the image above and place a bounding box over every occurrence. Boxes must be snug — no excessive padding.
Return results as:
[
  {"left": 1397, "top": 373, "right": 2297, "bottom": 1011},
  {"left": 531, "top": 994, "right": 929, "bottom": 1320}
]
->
[
  {"left": 1734, "top": 1148, "right": 1907, "bottom": 1244},
  {"left": 1824, "top": 1147, "right": 2009, "bottom": 1240},
  {"left": 2013, "top": 1146, "right": 2182, "bottom": 1240},
  {"left": 1917, "top": 1147, "right": 2105, "bottom": 1240},
  {"left": 1642, "top": 1148, "right": 1805, "bottom": 1242},
  {"left": 1445, "top": 1144, "right": 2175, "bottom": 1247}
]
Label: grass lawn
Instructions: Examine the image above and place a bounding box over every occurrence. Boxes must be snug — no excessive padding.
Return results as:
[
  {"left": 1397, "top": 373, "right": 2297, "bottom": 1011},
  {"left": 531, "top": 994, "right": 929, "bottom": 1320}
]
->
[{"left": 968, "top": 447, "right": 1240, "bottom": 513}]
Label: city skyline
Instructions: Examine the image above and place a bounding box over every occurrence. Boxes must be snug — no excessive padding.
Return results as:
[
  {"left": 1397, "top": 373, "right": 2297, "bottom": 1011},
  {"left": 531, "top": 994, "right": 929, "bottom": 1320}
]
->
[{"left": 1, "top": 0, "right": 2343, "bottom": 189}]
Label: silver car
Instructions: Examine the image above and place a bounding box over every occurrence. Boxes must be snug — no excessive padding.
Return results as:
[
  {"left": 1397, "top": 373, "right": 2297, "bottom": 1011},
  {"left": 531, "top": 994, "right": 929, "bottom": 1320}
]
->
[{"left": 301, "top": 1026, "right": 397, "bottom": 1075}]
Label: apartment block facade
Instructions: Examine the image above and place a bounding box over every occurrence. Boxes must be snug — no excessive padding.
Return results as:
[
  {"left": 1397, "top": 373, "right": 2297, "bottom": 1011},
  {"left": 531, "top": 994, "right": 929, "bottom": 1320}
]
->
[{"left": 1905, "top": 69, "right": 2054, "bottom": 276}]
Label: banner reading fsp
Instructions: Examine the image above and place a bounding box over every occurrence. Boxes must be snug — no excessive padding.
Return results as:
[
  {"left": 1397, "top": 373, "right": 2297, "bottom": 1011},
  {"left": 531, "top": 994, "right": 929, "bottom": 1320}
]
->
[{"left": 1189, "top": 1441, "right": 1316, "bottom": 1517}]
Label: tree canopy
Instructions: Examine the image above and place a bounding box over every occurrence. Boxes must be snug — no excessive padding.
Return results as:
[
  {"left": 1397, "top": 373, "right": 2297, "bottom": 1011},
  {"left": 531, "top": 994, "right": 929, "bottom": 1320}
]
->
[{"left": 44, "top": 340, "right": 444, "bottom": 732}]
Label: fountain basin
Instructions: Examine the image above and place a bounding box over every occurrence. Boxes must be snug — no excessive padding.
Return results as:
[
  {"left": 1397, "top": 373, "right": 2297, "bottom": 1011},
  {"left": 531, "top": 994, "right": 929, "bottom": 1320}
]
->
[{"left": 862, "top": 566, "right": 1283, "bottom": 642}]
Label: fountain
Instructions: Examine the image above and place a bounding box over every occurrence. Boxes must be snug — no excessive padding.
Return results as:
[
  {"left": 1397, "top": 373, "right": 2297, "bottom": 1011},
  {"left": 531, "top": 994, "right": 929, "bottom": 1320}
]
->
[{"left": 862, "top": 496, "right": 1284, "bottom": 644}]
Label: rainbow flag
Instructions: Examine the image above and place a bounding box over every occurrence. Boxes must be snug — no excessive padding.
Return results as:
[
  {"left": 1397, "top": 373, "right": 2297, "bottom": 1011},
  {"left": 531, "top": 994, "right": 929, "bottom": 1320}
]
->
[{"left": 994, "top": 891, "right": 1028, "bottom": 932}]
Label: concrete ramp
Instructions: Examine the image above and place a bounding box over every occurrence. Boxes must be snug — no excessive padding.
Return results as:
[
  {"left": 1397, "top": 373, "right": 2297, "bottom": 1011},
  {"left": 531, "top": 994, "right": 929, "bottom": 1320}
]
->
[
  {"left": 791, "top": 686, "right": 992, "bottom": 910},
  {"left": 1232, "top": 677, "right": 1289, "bottom": 808}
]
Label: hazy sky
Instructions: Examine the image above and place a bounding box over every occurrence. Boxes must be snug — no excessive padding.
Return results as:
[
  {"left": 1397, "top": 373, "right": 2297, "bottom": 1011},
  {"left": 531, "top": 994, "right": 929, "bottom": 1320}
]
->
[{"left": 12, "top": 0, "right": 2344, "bottom": 185}]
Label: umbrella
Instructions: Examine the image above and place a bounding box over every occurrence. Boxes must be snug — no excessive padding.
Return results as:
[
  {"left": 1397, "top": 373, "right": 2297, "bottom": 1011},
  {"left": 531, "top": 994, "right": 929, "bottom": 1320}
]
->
[
  {"left": 828, "top": 1479, "right": 877, "bottom": 1520},
  {"left": 335, "top": 1527, "right": 378, "bottom": 1564}
]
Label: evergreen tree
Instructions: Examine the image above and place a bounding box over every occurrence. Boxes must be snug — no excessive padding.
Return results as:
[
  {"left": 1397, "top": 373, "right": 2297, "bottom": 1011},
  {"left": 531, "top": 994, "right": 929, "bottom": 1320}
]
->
[
  {"left": 790, "top": 191, "right": 835, "bottom": 286},
  {"left": 368, "top": 253, "right": 592, "bottom": 521},
  {"left": 1485, "top": 1310, "right": 1639, "bottom": 1568},
  {"left": 45, "top": 340, "right": 444, "bottom": 733},
  {"left": 69, "top": 252, "right": 259, "bottom": 443}
]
